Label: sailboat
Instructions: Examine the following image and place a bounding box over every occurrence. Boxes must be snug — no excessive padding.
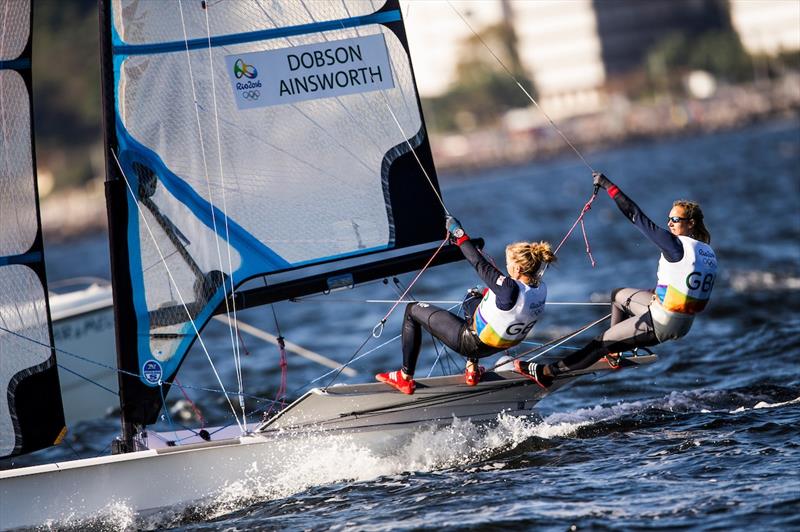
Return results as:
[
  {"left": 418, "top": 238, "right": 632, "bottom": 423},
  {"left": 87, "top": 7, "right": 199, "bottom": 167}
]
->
[{"left": 0, "top": 1, "right": 655, "bottom": 528}]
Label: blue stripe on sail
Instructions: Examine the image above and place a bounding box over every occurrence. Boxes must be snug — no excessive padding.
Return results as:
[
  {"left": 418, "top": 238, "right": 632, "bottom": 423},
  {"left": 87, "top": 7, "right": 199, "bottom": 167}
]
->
[
  {"left": 0, "top": 251, "right": 42, "bottom": 266},
  {"left": 112, "top": 10, "right": 401, "bottom": 56},
  {"left": 115, "top": 124, "right": 291, "bottom": 273},
  {"left": 0, "top": 58, "right": 30, "bottom": 70}
]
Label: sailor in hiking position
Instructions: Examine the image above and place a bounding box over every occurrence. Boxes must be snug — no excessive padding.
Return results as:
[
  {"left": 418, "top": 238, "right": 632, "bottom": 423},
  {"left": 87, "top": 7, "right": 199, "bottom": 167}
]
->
[
  {"left": 377, "top": 216, "right": 556, "bottom": 394},
  {"left": 516, "top": 172, "right": 718, "bottom": 388}
]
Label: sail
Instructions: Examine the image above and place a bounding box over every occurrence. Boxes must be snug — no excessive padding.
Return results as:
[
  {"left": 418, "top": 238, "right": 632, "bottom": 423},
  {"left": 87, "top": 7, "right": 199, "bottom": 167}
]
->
[
  {"left": 100, "top": 0, "right": 449, "bottom": 425},
  {"left": 0, "top": 0, "right": 66, "bottom": 457}
]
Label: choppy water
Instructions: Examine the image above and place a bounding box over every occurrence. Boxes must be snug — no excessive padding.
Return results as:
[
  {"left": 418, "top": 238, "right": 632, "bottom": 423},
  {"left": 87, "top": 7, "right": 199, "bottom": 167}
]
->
[{"left": 5, "top": 119, "right": 800, "bottom": 530}]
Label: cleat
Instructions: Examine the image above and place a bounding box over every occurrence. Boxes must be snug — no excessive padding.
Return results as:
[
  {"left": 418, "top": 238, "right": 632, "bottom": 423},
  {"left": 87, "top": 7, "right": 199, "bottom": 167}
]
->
[
  {"left": 513, "top": 360, "right": 553, "bottom": 390},
  {"left": 376, "top": 370, "right": 416, "bottom": 395},
  {"left": 604, "top": 353, "right": 621, "bottom": 370},
  {"left": 465, "top": 365, "right": 485, "bottom": 386}
]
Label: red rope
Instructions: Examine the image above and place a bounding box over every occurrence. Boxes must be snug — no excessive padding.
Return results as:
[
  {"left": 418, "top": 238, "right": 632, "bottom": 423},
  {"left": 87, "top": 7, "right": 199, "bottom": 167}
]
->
[
  {"left": 265, "top": 338, "right": 288, "bottom": 416},
  {"left": 554, "top": 192, "right": 598, "bottom": 266},
  {"left": 372, "top": 234, "right": 450, "bottom": 336},
  {"left": 173, "top": 377, "right": 206, "bottom": 428}
]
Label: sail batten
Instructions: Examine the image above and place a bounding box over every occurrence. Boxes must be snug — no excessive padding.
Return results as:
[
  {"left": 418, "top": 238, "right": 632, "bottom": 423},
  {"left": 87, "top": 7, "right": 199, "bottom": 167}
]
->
[{"left": 113, "top": 10, "right": 403, "bottom": 56}]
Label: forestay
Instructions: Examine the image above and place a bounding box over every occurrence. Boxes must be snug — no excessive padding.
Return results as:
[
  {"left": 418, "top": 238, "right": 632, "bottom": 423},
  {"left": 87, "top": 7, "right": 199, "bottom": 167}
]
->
[
  {"left": 0, "top": 0, "right": 65, "bottom": 458},
  {"left": 101, "top": 0, "right": 446, "bottom": 426}
]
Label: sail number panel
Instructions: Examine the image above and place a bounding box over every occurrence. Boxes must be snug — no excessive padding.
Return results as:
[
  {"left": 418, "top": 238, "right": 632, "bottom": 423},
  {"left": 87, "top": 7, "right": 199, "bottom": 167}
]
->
[{"left": 225, "top": 34, "right": 395, "bottom": 109}]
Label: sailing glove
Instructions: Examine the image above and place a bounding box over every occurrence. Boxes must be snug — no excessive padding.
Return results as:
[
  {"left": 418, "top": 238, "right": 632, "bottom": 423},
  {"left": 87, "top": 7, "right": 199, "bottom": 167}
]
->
[
  {"left": 593, "top": 172, "right": 620, "bottom": 199},
  {"left": 446, "top": 215, "right": 469, "bottom": 246},
  {"left": 592, "top": 172, "right": 612, "bottom": 189}
]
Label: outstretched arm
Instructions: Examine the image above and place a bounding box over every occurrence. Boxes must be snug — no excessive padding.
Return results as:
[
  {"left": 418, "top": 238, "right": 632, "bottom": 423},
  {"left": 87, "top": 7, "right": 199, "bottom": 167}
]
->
[
  {"left": 593, "top": 173, "right": 683, "bottom": 262},
  {"left": 446, "top": 216, "right": 519, "bottom": 310}
]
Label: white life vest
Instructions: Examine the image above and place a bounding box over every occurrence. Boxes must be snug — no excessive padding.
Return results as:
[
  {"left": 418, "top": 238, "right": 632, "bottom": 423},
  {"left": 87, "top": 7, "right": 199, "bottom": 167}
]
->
[
  {"left": 472, "top": 280, "right": 546, "bottom": 348},
  {"left": 655, "top": 236, "right": 717, "bottom": 314}
]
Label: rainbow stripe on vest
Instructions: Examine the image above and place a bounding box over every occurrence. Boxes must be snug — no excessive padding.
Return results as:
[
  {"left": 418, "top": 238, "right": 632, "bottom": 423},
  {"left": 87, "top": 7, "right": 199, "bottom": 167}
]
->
[
  {"left": 472, "top": 308, "right": 520, "bottom": 348},
  {"left": 656, "top": 284, "right": 709, "bottom": 314}
]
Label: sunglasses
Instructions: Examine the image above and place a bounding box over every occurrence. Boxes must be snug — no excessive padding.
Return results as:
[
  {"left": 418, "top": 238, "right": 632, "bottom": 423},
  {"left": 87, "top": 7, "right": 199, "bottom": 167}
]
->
[{"left": 667, "top": 216, "right": 689, "bottom": 224}]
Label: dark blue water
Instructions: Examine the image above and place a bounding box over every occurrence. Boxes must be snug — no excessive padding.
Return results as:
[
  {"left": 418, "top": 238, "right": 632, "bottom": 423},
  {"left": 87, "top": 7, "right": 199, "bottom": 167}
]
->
[{"left": 12, "top": 119, "right": 800, "bottom": 530}]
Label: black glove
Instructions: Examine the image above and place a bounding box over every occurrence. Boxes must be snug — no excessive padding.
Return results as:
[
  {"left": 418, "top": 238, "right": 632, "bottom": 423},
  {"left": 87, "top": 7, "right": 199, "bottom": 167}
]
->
[
  {"left": 445, "top": 215, "right": 469, "bottom": 245},
  {"left": 592, "top": 172, "right": 613, "bottom": 190}
]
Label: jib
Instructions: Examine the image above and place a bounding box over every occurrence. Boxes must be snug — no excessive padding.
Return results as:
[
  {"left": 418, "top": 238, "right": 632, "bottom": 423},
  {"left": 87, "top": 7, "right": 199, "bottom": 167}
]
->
[{"left": 686, "top": 271, "right": 715, "bottom": 292}]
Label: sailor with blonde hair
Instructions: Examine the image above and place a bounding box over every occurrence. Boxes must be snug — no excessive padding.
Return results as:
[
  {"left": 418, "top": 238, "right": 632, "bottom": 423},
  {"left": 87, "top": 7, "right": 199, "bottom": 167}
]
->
[{"left": 377, "top": 217, "right": 556, "bottom": 394}]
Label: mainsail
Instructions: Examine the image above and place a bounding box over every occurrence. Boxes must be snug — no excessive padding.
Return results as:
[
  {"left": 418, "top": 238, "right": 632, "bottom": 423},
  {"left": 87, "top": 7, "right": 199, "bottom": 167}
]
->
[
  {"left": 100, "top": 0, "right": 451, "bottom": 429},
  {"left": 0, "top": 0, "right": 66, "bottom": 457}
]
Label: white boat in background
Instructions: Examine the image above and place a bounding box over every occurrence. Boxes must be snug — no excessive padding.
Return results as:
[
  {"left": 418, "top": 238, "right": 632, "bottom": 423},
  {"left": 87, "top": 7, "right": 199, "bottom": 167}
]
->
[{"left": 49, "top": 280, "right": 117, "bottom": 424}]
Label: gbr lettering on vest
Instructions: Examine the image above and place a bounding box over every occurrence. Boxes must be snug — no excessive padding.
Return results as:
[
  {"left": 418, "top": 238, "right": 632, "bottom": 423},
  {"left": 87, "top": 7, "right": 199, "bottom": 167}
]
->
[
  {"left": 655, "top": 235, "right": 717, "bottom": 314},
  {"left": 473, "top": 280, "right": 547, "bottom": 348}
]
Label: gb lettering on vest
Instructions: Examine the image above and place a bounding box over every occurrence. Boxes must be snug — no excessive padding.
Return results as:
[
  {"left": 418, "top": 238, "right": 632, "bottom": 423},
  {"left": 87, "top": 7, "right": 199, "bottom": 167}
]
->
[
  {"left": 656, "top": 236, "right": 717, "bottom": 314},
  {"left": 473, "top": 281, "right": 547, "bottom": 348}
]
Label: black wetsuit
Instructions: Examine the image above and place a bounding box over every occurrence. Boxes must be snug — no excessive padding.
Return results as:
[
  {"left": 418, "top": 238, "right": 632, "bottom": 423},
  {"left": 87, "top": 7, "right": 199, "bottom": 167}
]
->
[
  {"left": 401, "top": 239, "right": 520, "bottom": 376},
  {"left": 551, "top": 184, "right": 685, "bottom": 375}
]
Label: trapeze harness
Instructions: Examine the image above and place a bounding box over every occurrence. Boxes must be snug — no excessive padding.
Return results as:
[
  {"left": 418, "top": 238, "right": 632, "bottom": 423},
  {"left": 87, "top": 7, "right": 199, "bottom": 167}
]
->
[
  {"left": 472, "top": 281, "right": 546, "bottom": 348},
  {"left": 649, "top": 235, "right": 717, "bottom": 341}
]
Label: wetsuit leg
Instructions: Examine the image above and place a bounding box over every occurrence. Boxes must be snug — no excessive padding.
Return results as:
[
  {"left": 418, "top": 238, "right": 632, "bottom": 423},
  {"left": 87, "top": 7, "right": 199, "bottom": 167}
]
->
[
  {"left": 402, "top": 302, "right": 466, "bottom": 376},
  {"left": 553, "top": 288, "right": 656, "bottom": 374},
  {"left": 610, "top": 288, "right": 653, "bottom": 325}
]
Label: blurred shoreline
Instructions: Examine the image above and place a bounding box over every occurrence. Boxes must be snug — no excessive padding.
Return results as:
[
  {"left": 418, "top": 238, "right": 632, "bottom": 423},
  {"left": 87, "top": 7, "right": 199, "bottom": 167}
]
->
[
  {"left": 432, "top": 76, "right": 800, "bottom": 174},
  {"left": 40, "top": 76, "right": 799, "bottom": 243}
]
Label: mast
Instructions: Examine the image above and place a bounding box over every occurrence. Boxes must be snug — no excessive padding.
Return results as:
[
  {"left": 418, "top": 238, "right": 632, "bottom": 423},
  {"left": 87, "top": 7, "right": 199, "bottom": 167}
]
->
[{"left": 98, "top": 0, "right": 143, "bottom": 452}]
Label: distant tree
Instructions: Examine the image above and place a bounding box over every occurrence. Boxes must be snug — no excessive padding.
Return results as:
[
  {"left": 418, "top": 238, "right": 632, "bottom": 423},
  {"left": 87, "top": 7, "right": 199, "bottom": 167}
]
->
[
  {"left": 645, "top": 28, "right": 753, "bottom": 95},
  {"left": 33, "top": 0, "right": 101, "bottom": 188},
  {"left": 423, "top": 23, "right": 535, "bottom": 133}
]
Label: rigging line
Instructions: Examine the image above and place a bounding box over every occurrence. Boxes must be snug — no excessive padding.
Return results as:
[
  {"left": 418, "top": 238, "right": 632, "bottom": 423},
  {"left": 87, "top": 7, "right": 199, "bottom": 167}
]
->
[
  {"left": 310, "top": 297, "right": 462, "bottom": 394},
  {"left": 339, "top": 1, "right": 419, "bottom": 140},
  {"left": 290, "top": 297, "right": 609, "bottom": 306},
  {"left": 445, "top": 0, "right": 595, "bottom": 174},
  {"left": 519, "top": 340, "right": 580, "bottom": 351},
  {"left": 201, "top": 0, "right": 248, "bottom": 430},
  {"left": 381, "top": 91, "right": 448, "bottom": 213},
  {"left": 488, "top": 313, "right": 611, "bottom": 370},
  {"left": 300, "top": 332, "right": 400, "bottom": 391},
  {"left": 110, "top": 150, "right": 244, "bottom": 432},
  {"left": 173, "top": 376, "right": 206, "bottom": 427},
  {"left": 178, "top": 0, "right": 246, "bottom": 428},
  {"left": 56, "top": 364, "right": 118, "bottom": 396},
  {"left": 1, "top": 322, "right": 277, "bottom": 407},
  {"left": 158, "top": 382, "right": 180, "bottom": 444},
  {"left": 372, "top": 234, "right": 450, "bottom": 337},
  {"left": 263, "top": 1, "right": 397, "bottom": 175},
  {"left": 389, "top": 275, "right": 453, "bottom": 378}
]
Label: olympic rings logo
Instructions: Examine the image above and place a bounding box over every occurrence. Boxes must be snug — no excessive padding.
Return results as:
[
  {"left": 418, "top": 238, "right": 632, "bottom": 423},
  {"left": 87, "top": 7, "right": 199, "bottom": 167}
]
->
[{"left": 242, "top": 90, "right": 260, "bottom": 100}]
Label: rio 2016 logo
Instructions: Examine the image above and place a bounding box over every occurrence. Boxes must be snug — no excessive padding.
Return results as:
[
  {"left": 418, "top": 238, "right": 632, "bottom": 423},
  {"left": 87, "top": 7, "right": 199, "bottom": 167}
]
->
[{"left": 233, "top": 58, "right": 258, "bottom": 79}]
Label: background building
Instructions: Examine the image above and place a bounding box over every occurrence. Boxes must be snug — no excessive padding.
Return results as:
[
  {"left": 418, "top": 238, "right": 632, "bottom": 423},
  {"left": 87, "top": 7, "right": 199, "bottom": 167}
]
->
[{"left": 402, "top": 0, "right": 800, "bottom": 120}]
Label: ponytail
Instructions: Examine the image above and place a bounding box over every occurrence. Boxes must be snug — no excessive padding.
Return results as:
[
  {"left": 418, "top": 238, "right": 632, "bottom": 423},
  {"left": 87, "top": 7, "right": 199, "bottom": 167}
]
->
[{"left": 506, "top": 241, "right": 557, "bottom": 284}]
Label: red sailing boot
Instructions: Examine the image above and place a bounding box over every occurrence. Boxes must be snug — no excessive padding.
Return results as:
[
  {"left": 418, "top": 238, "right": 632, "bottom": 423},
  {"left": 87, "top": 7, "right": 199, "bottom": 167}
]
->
[
  {"left": 604, "top": 353, "right": 622, "bottom": 370},
  {"left": 465, "top": 365, "right": 485, "bottom": 386},
  {"left": 376, "top": 370, "right": 416, "bottom": 395}
]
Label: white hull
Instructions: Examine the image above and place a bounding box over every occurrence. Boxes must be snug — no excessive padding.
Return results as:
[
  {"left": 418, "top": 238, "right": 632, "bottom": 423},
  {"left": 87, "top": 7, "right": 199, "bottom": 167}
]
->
[{"left": 1, "top": 433, "right": 290, "bottom": 530}]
